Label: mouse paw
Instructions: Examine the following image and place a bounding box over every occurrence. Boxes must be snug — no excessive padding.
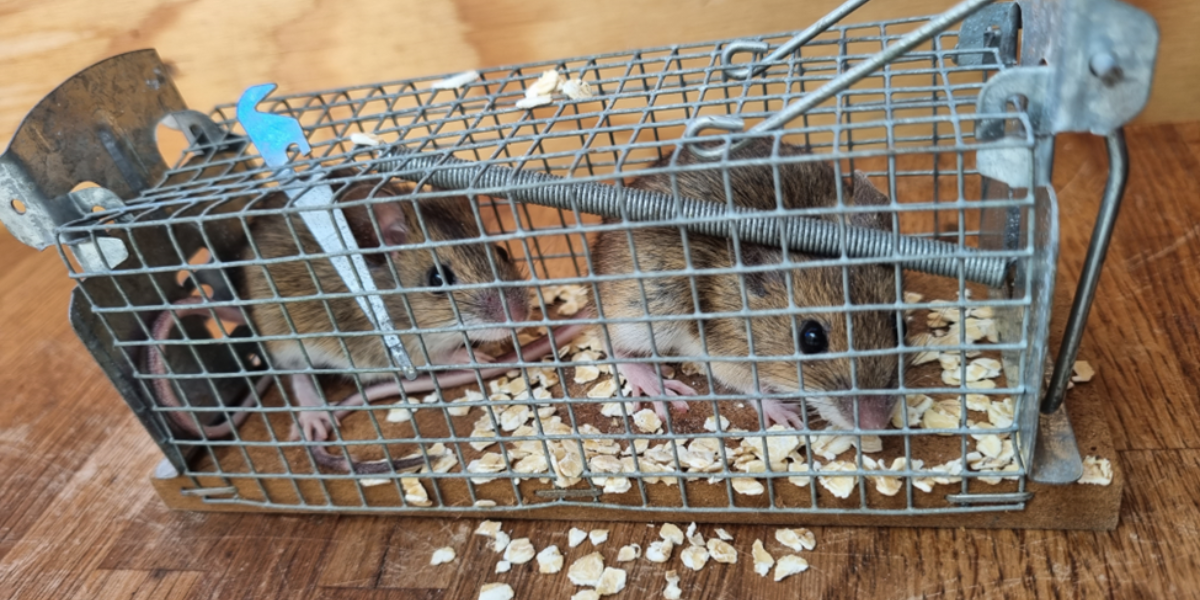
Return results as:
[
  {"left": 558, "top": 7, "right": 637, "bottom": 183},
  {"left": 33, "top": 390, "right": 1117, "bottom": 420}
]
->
[
  {"left": 619, "top": 362, "right": 696, "bottom": 421},
  {"left": 759, "top": 399, "right": 807, "bottom": 431},
  {"left": 290, "top": 411, "right": 335, "bottom": 442}
]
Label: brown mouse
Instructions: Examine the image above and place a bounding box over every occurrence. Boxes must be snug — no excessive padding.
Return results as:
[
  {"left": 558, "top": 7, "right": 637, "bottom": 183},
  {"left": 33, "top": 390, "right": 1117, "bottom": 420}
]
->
[
  {"left": 592, "top": 138, "right": 900, "bottom": 431},
  {"left": 144, "top": 170, "right": 556, "bottom": 473}
]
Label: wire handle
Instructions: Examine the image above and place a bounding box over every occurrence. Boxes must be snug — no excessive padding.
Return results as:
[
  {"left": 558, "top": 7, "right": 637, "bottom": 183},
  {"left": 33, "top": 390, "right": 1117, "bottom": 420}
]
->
[{"left": 689, "top": 0, "right": 998, "bottom": 159}]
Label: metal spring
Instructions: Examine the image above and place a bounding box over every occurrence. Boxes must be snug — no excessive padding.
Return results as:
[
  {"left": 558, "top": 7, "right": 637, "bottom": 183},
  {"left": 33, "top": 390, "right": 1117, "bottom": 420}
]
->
[{"left": 380, "top": 147, "right": 1011, "bottom": 288}]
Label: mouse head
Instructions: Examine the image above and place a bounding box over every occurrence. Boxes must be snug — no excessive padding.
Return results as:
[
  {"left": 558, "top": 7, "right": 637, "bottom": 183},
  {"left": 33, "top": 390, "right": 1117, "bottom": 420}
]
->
[
  {"left": 724, "top": 171, "right": 901, "bottom": 430},
  {"left": 334, "top": 178, "right": 530, "bottom": 347}
]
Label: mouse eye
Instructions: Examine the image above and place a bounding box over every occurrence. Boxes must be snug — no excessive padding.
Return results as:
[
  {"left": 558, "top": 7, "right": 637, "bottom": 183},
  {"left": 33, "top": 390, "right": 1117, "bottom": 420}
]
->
[
  {"left": 427, "top": 265, "right": 456, "bottom": 292},
  {"left": 799, "top": 320, "right": 829, "bottom": 354},
  {"left": 494, "top": 245, "right": 510, "bottom": 262}
]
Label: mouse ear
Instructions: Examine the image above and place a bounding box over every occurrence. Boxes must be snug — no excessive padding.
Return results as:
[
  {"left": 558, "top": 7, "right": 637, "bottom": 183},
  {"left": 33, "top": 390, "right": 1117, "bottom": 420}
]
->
[
  {"left": 848, "top": 171, "right": 894, "bottom": 233},
  {"left": 370, "top": 202, "right": 408, "bottom": 248},
  {"left": 336, "top": 181, "right": 409, "bottom": 250}
]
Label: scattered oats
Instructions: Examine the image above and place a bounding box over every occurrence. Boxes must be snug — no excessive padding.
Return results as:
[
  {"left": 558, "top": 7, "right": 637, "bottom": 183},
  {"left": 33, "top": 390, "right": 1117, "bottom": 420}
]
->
[
  {"left": 588, "top": 378, "right": 618, "bottom": 398},
  {"left": 537, "top": 544, "right": 564, "bottom": 573},
  {"left": 942, "top": 369, "right": 963, "bottom": 385},
  {"left": 969, "top": 305, "right": 995, "bottom": 319},
  {"left": 499, "top": 404, "right": 532, "bottom": 432},
  {"left": 752, "top": 539, "right": 775, "bottom": 576},
  {"left": 633, "top": 409, "right": 663, "bottom": 433},
  {"left": 853, "top": 435, "right": 883, "bottom": 453},
  {"left": 474, "top": 500, "right": 497, "bottom": 508},
  {"left": 589, "top": 529, "right": 609, "bottom": 546},
  {"left": 1073, "top": 361, "right": 1095, "bottom": 383},
  {"left": 617, "top": 544, "right": 641, "bottom": 562},
  {"left": 681, "top": 362, "right": 702, "bottom": 376},
  {"left": 575, "top": 365, "right": 602, "bottom": 383},
  {"left": 402, "top": 478, "right": 432, "bottom": 507},
  {"left": 572, "top": 592, "right": 600, "bottom": 600},
  {"left": 773, "top": 555, "right": 809, "bottom": 581},
  {"left": 476, "top": 520, "right": 502, "bottom": 538},
  {"left": 967, "top": 379, "right": 997, "bottom": 390},
  {"left": 350, "top": 132, "right": 385, "bottom": 147},
  {"left": 922, "top": 406, "right": 960, "bottom": 433},
  {"left": 516, "top": 95, "right": 553, "bottom": 109},
  {"left": 595, "top": 567, "right": 627, "bottom": 596},
  {"left": 527, "top": 69, "right": 564, "bottom": 97},
  {"left": 788, "top": 459, "right": 819, "bottom": 487},
  {"left": 680, "top": 545, "right": 710, "bottom": 571},
  {"left": 987, "top": 397, "right": 1015, "bottom": 428},
  {"left": 645, "top": 540, "right": 674, "bottom": 563},
  {"left": 1079, "top": 456, "right": 1113, "bottom": 485},
  {"left": 430, "top": 547, "right": 456, "bottom": 565},
  {"left": 478, "top": 583, "right": 514, "bottom": 600},
  {"left": 715, "top": 528, "right": 733, "bottom": 541},
  {"left": 537, "top": 406, "right": 557, "bottom": 418},
  {"left": 501, "top": 537, "right": 535, "bottom": 564},
  {"left": 431, "top": 70, "right": 480, "bottom": 90},
  {"left": 939, "top": 352, "right": 962, "bottom": 371},
  {"left": 386, "top": 407, "right": 414, "bottom": 422},
  {"left": 965, "top": 393, "right": 992, "bottom": 412},
  {"left": 732, "top": 477, "right": 765, "bottom": 495},
  {"left": 660, "top": 523, "right": 685, "bottom": 546},
  {"left": 360, "top": 478, "right": 388, "bottom": 487},
  {"left": 568, "top": 552, "right": 605, "bottom": 587},
  {"left": 976, "top": 434, "right": 1004, "bottom": 459},
  {"left": 810, "top": 434, "right": 855, "bottom": 460},
  {"left": 663, "top": 570, "right": 682, "bottom": 600},
  {"left": 904, "top": 291, "right": 925, "bottom": 304},
  {"left": 448, "top": 397, "right": 472, "bottom": 417},
  {"left": 818, "top": 460, "right": 858, "bottom": 498},
  {"left": 625, "top": 438, "right": 651, "bottom": 455},
  {"left": 703, "top": 414, "right": 730, "bottom": 432},
  {"left": 775, "top": 528, "right": 816, "bottom": 552},
  {"left": 894, "top": 394, "right": 935, "bottom": 428},
  {"left": 492, "top": 531, "right": 511, "bottom": 553},
  {"left": 494, "top": 560, "right": 511, "bottom": 573},
  {"left": 706, "top": 538, "right": 738, "bottom": 564},
  {"left": 568, "top": 527, "right": 588, "bottom": 548},
  {"left": 467, "top": 453, "right": 507, "bottom": 483},
  {"left": 561, "top": 78, "right": 594, "bottom": 100},
  {"left": 599, "top": 402, "right": 625, "bottom": 417}
]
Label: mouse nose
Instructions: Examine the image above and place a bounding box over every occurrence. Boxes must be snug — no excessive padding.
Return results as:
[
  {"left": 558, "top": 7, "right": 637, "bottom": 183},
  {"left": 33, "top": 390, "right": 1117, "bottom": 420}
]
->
[
  {"left": 853, "top": 395, "right": 898, "bottom": 430},
  {"left": 481, "top": 288, "right": 528, "bottom": 324}
]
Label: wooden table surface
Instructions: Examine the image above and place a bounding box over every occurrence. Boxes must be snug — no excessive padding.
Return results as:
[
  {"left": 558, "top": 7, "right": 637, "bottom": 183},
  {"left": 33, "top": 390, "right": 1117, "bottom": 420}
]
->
[
  {"left": 0, "top": 123, "right": 1198, "bottom": 600},
  {"left": 2, "top": 2, "right": 1200, "bottom": 598}
]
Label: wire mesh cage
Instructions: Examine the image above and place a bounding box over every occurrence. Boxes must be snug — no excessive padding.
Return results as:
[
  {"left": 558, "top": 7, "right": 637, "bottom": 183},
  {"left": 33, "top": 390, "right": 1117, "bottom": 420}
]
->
[{"left": 0, "top": 0, "right": 1158, "bottom": 522}]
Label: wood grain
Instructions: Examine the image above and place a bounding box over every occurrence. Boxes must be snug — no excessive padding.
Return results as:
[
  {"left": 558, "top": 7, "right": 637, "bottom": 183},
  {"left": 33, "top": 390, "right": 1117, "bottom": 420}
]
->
[
  {"left": 0, "top": 0, "right": 1193, "bottom": 153},
  {"left": 2, "top": 122, "right": 1199, "bottom": 597},
  {"left": 2, "top": 3, "right": 1200, "bottom": 593}
]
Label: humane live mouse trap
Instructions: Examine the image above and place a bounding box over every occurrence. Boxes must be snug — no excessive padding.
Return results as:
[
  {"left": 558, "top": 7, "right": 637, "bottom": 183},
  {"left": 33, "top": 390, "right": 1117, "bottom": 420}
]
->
[{"left": 0, "top": 0, "right": 1156, "bottom": 529}]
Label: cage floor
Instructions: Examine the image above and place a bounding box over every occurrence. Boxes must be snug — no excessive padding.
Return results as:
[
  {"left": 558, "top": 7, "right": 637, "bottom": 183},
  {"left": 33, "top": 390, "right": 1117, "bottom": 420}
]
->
[{"left": 153, "top": 269, "right": 1123, "bottom": 529}]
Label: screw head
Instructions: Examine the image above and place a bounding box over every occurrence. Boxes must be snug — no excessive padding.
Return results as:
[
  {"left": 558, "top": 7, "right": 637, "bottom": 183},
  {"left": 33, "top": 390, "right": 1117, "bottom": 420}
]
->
[{"left": 1089, "top": 52, "right": 1123, "bottom": 86}]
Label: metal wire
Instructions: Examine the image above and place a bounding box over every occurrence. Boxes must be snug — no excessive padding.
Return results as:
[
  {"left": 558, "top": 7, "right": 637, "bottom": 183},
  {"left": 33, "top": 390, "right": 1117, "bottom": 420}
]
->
[{"left": 53, "top": 10, "right": 1040, "bottom": 516}]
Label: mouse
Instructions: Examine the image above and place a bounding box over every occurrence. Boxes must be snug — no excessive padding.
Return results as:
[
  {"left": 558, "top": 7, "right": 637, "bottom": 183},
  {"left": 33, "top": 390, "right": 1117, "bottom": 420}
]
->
[
  {"left": 143, "top": 170, "right": 582, "bottom": 473},
  {"left": 591, "top": 138, "right": 901, "bottom": 431}
]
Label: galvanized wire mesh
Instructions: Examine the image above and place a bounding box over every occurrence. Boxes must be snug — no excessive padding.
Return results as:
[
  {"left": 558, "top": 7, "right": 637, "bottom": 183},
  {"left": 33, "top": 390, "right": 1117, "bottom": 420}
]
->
[{"left": 55, "top": 12, "right": 1046, "bottom": 515}]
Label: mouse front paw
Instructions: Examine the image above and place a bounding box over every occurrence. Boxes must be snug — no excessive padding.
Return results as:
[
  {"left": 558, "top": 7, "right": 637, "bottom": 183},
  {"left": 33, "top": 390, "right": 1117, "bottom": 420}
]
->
[
  {"left": 758, "top": 398, "right": 807, "bottom": 431},
  {"left": 618, "top": 362, "right": 697, "bottom": 421},
  {"left": 290, "top": 411, "right": 335, "bottom": 442}
]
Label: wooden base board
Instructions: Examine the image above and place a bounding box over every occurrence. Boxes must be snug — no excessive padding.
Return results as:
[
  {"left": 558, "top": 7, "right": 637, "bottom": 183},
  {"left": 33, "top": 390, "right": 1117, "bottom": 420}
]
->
[{"left": 151, "top": 384, "right": 1122, "bottom": 530}]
